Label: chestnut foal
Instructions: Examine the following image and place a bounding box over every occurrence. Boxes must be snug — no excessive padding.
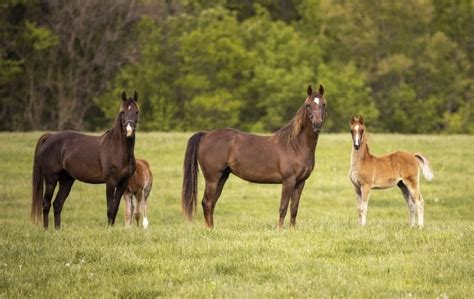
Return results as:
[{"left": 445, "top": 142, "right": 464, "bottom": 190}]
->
[
  {"left": 123, "top": 159, "right": 153, "bottom": 229},
  {"left": 349, "top": 115, "right": 433, "bottom": 227}
]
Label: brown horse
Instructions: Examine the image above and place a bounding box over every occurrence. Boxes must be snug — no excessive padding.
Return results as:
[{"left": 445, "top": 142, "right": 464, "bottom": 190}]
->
[
  {"left": 349, "top": 115, "right": 433, "bottom": 227},
  {"left": 123, "top": 159, "right": 153, "bottom": 229},
  {"left": 31, "top": 91, "right": 140, "bottom": 229},
  {"left": 182, "top": 84, "right": 327, "bottom": 228}
]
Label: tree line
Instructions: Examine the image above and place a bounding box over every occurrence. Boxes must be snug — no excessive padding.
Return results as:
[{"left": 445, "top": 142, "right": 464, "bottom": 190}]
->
[{"left": 1, "top": 0, "right": 472, "bottom": 133}]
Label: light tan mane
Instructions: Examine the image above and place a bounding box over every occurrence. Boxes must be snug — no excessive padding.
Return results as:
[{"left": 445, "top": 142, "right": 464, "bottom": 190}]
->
[{"left": 269, "top": 104, "right": 308, "bottom": 143}]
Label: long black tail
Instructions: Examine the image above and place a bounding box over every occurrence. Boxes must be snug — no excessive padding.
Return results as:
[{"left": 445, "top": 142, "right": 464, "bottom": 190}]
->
[
  {"left": 181, "top": 132, "right": 205, "bottom": 221},
  {"left": 31, "top": 133, "right": 50, "bottom": 225}
]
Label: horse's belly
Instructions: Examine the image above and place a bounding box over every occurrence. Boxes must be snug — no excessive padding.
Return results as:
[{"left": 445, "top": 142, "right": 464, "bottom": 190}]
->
[
  {"left": 372, "top": 177, "right": 400, "bottom": 189},
  {"left": 231, "top": 168, "right": 282, "bottom": 184}
]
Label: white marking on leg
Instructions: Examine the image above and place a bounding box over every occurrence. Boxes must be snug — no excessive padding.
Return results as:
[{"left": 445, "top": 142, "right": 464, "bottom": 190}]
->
[
  {"left": 143, "top": 217, "right": 149, "bottom": 229},
  {"left": 313, "top": 97, "right": 319, "bottom": 105}
]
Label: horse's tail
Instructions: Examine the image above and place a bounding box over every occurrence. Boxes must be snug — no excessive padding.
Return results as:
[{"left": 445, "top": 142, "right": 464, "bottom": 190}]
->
[
  {"left": 31, "top": 133, "right": 50, "bottom": 225},
  {"left": 181, "top": 132, "right": 205, "bottom": 221},
  {"left": 415, "top": 153, "right": 434, "bottom": 182}
]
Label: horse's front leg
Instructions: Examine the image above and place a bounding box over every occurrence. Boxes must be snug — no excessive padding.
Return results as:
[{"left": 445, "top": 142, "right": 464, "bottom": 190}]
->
[
  {"left": 358, "top": 184, "right": 371, "bottom": 226},
  {"left": 106, "top": 183, "right": 115, "bottom": 225},
  {"left": 290, "top": 180, "right": 306, "bottom": 227},
  {"left": 109, "top": 179, "right": 129, "bottom": 226},
  {"left": 278, "top": 178, "right": 296, "bottom": 229}
]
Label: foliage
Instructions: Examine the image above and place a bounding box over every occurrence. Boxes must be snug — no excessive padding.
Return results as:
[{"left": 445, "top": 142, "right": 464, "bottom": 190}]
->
[{"left": 1, "top": 0, "right": 472, "bottom": 133}]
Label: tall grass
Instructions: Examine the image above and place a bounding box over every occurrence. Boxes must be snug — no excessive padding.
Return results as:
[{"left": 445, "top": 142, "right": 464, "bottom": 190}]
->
[{"left": 0, "top": 132, "right": 472, "bottom": 297}]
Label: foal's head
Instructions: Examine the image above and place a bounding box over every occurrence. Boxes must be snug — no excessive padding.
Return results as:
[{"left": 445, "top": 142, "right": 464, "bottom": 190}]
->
[
  {"left": 305, "top": 84, "right": 326, "bottom": 132},
  {"left": 350, "top": 115, "right": 365, "bottom": 150},
  {"left": 120, "top": 91, "right": 140, "bottom": 138}
]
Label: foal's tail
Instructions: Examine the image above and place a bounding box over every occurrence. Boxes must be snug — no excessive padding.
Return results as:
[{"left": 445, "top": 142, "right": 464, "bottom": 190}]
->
[
  {"left": 181, "top": 132, "right": 205, "bottom": 221},
  {"left": 31, "top": 133, "right": 50, "bottom": 225},
  {"left": 415, "top": 153, "right": 434, "bottom": 182}
]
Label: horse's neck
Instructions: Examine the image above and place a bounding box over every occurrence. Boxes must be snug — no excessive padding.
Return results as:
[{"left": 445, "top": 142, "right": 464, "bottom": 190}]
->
[
  {"left": 351, "top": 140, "right": 370, "bottom": 168},
  {"left": 106, "top": 120, "right": 135, "bottom": 162},
  {"left": 297, "top": 120, "right": 320, "bottom": 159}
]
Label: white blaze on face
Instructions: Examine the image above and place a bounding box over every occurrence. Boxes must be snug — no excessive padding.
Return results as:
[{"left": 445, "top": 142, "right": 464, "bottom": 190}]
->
[
  {"left": 126, "top": 123, "right": 133, "bottom": 137},
  {"left": 128, "top": 105, "right": 131, "bottom": 111},
  {"left": 313, "top": 97, "right": 320, "bottom": 105},
  {"left": 354, "top": 125, "right": 360, "bottom": 146}
]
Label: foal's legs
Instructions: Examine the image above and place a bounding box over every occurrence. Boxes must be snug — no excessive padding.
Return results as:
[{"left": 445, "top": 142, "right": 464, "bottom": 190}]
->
[
  {"left": 53, "top": 174, "right": 75, "bottom": 229},
  {"left": 356, "top": 184, "right": 371, "bottom": 226},
  {"left": 43, "top": 177, "right": 58, "bottom": 229},
  {"left": 202, "top": 170, "right": 230, "bottom": 228},
  {"left": 290, "top": 181, "right": 305, "bottom": 227},
  {"left": 278, "top": 178, "right": 296, "bottom": 228},
  {"left": 134, "top": 190, "right": 143, "bottom": 227},
  {"left": 123, "top": 191, "right": 133, "bottom": 228},
  {"left": 398, "top": 181, "right": 416, "bottom": 227},
  {"left": 142, "top": 185, "right": 151, "bottom": 229},
  {"left": 403, "top": 176, "right": 424, "bottom": 227}
]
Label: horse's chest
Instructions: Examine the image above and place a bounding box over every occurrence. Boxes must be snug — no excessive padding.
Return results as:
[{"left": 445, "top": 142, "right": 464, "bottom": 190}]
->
[
  {"left": 299, "top": 159, "right": 315, "bottom": 180},
  {"left": 349, "top": 168, "right": 362, "bottom": 186}
]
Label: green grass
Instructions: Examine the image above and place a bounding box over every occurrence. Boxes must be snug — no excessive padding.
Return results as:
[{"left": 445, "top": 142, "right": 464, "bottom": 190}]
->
[{"left": 0, "top": 132, "right": 473, "bottom": 297}]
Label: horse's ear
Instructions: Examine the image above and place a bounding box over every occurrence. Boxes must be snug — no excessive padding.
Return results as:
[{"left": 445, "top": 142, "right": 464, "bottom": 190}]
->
[
  {"left": 121, "top": 91, "right": 127, "bottom": 102},
  {"left": 307, "top": 85, "right": 312, "bottom": 96},
  {"left": 319, "top": 84, "right": 324, "bottom": 96},
  {"left": 358, "top": 115, "right": 364, "bottom": 125},
  {"left": 133, "top": 91, "right": 138, "bottom": 102},
  {"left": 350, "top": 116, "right": 356, "bottom": 125}
]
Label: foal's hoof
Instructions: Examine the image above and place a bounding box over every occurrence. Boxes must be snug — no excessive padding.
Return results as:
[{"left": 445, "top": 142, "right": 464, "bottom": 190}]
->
[{"left": 142, "top": 217, "right": 149, "bottom": 229}]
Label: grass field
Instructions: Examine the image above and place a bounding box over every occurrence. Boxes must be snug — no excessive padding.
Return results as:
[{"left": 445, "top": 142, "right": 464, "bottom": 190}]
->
[{"left": 0, "top": 132, "right": 473, "bottom": 297}]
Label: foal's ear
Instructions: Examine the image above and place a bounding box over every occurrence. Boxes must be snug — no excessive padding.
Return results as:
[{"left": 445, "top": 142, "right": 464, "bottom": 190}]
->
[
  {"left": 133, "top": 91, "right": 138, "bottom": 102},
  {"left": 121, "top": 91, "right": 127, "bottom": 102},
  {"left": 319, "top": 84, "right": 324, "bottom": 96},
  {"left": 350, "top": 116, "right": 357, "bottom": 125},
  {"left": 307, "top": 85, "right": 313, "bottom": 96},
  {"left": 358, "top": 115, "right": 364, "bottom": 125}
]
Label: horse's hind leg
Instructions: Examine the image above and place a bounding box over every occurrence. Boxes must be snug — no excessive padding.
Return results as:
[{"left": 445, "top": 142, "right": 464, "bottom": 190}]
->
[
  {"left": 43, "top": 177, "right": 58, "bottom": 229},
  {"left": 53, "top": 174, "right": 75, "bottom": 229},
  {"left": 398, "top": 181, "right": 416, "bottom": 227},
  {"left": 290, "top": 181, "right": 305, "bottom": 227},
  {"left": 141, "top": 184, "right": 151, "bottom": 229},
  {"left": 402, "top": 176, "right": 424, "bottom": 227},
  {"left": 202, "top": 169, "right": 230, "bottom": 228}
]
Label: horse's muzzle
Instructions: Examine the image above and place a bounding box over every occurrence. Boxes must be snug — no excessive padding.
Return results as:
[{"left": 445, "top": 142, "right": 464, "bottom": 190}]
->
[
  {"left": 125, "top": 121, "right": 136, "bottom": 137},
  {"left": 312, "top": 123, "right": 323, "bottom": 132},
  {"left": 354, "top": 144, "right": 360, "bottom": 150}
]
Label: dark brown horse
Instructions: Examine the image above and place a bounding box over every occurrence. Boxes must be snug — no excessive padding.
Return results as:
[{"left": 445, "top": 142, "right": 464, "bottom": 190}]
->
[
  {"left": 182, "top": 84, "right": 327, "bottom": 228},
  {"left": 31, "top": 91, "right": 140, "bottom": 229}
]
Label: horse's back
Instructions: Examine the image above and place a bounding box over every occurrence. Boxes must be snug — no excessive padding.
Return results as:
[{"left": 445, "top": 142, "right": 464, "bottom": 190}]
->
[
  {"left": 199, "top": 128, "right": 282, "bottom": 183},
  {"left": 40, "top": 131, "right": 103, "bottom": 182}
]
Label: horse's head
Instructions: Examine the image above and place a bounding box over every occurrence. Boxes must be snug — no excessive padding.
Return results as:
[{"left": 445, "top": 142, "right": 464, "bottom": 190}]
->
[
  {"left": 305, "top": 84, "right": 326, "bottom": 132},
  {"left": 350, "top": 115, "right": 365, "bottom": 150},
  {"left": 120, "top": 91, "right": 140, "bottom": 138}
]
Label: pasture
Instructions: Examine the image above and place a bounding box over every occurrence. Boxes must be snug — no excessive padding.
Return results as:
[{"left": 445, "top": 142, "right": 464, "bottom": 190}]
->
[{"left": 0, "top": 132, "right": 472, "bottom": 297}]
